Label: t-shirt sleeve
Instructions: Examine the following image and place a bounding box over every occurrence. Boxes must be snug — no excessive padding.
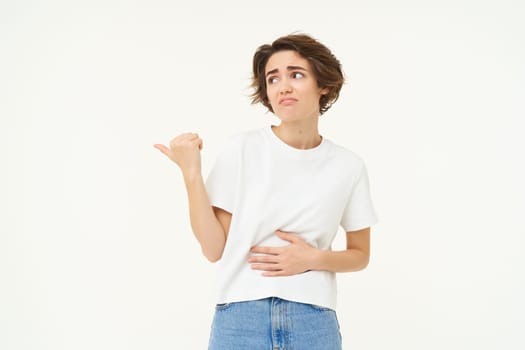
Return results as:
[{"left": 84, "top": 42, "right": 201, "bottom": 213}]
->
[
  {"left": 204, "top": 137, "right": 239, "bottom": 214},
  {"left": 340, "top": 162, "right": 378, "bottom": 232}
]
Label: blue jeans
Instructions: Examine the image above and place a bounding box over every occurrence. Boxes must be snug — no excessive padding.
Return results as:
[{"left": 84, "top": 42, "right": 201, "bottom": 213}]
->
[{"left": 208, "top": 297, "right": 342, "bottom": 350}]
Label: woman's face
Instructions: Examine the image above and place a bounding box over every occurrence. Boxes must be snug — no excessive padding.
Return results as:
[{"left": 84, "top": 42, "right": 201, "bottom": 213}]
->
[{"left": 265, "top": 50, "right": 328, "bottom": 122}]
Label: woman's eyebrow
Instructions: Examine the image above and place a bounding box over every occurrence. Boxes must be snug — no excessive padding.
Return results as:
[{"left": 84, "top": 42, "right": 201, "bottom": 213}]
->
[
  {"left": 286, "top": 65, "right": 307, "bottom": 72},
  {"left": 265, "top": 66, "right": 307, "bottom": 77}
]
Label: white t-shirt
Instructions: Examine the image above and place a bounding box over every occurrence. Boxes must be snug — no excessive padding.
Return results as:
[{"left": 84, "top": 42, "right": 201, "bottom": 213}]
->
[{"left": 205, "top": 124, "right": 378, "bottom": 310}]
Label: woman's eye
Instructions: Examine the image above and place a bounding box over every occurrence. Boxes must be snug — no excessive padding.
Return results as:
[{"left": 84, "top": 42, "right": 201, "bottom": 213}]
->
[
  {"left": 268, "top": 77, "right": 278, "bottom": 84},
  {"left": 292, "top": 72, "right": 304, "bottom": 79}
]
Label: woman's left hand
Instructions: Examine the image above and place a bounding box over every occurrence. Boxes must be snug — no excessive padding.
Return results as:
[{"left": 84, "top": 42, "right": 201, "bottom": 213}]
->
[{"left": 248, "top": 230, "right": 319, "bottom": 277}]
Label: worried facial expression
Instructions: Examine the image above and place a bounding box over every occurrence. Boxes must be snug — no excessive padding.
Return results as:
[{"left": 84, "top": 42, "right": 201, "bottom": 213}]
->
[{"left": 265, "top": 50, "right": 329, "bottom": 121}]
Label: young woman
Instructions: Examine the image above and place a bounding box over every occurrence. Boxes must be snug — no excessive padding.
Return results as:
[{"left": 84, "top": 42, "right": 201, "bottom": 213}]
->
[{"left": 154, "top": 33, "right": 378, "bottom": 350}]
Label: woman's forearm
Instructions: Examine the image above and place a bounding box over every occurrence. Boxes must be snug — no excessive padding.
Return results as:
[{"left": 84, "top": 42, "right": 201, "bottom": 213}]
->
[
  {"left": 312, "top": 248, "right": 369, "bottom": 273},
  {"left": 183, "top": 172, "right": 226, "bottom": 262}
]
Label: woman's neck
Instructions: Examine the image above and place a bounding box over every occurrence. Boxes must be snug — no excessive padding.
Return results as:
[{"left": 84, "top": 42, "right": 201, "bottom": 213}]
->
[{"left": 271, "top": 120, "right": 322, "bottom": 150}]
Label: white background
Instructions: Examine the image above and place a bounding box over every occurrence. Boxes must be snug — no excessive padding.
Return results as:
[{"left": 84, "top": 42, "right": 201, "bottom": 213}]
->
[{"left": 1, "top": 0, "right": 524, "bottom": 349}]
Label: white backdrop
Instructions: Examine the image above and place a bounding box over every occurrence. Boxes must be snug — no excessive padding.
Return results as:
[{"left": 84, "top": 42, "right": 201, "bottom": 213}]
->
[{"left": 1, "top": 1, "right": 524, "bottom": 349}]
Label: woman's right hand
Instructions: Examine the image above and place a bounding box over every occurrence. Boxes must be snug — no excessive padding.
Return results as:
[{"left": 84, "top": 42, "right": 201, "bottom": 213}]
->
[{"left": 154, "top": 132, "right": 203, "bottom": 178}]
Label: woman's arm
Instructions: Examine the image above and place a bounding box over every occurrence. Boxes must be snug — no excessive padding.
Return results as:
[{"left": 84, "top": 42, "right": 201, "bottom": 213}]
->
[
  {"left": 154, "top": 133, "right": 227, "bottom": 262},
  {"left": 248, "top": 228, "right": 370, "bottom": 276},
  {"left": 183, "top": 173, "right": 228, "bottom": 262},
  {"left": 313, "top": 228, "right": 370, "bottom": 272}
]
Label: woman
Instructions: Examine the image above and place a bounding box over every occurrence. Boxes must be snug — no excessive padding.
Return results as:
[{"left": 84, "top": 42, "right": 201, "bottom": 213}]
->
[{"left": 154, "top": 33, "right": 378, "bottom": 350}]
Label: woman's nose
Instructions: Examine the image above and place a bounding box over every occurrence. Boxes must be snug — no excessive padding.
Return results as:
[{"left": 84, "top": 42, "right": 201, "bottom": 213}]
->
[{"left": 279, "top": 80, "right": 292, "bottom": 94}]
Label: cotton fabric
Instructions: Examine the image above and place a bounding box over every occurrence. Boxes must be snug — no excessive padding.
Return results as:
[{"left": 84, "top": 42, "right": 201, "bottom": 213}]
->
[{"left": 205, "top": 125, "right": 378, "bottom": 310}]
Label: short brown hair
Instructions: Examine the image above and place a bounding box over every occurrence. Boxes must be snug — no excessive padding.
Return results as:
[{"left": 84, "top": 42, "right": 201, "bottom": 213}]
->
[{"left": 250, "top": 33, "right": 344, "bottom": 115}]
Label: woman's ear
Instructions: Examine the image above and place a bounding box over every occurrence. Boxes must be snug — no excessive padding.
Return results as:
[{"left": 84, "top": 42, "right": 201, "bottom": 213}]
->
[{"left": 320, "top": 87, "right": 329, "bottom": 95}]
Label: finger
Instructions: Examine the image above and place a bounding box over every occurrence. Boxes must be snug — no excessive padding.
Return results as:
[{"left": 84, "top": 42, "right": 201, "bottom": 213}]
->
[
  {"left": 173, "top": 133, "right": 197, "bottom": 144},
  {"left": 250, "top": 246, "right": 281, "bottom": 255},
  {"left": 153, "top": 144, "right": 170, "bottom": 155},
  {"left": 186, "top": 137, "right": 201, "bottom": 146},
  {"left": 262, "top": 270, "right": 288, "bottom": 277},
  {"left": 250, "top": 263, "right": 281, "bottom": 271},
  {"left": 275, "top": 230, "right": 299, "bottom": 243},
  {"left": 190, "top": 137, "right": 203, "bottom": 150},
  {"left": 248, "top": 255, "right": 278, "bottom": 264}
]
